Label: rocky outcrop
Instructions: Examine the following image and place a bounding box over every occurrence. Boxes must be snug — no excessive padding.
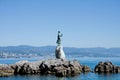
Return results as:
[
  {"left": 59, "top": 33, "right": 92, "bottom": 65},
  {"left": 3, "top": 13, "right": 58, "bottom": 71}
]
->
[
  {"left": 0, "top": 64, "right": 14, "bottom": 77},
  {"left": 0, "top": 59, "right": 90, "bottom": 77},
  {"left": 11, "top": 60, "right": 42, "bottom": 74},
  {"left": 39, "top": 59, "right": 89, "bottom": 76},
  {"left": 94, "top": 61, "right": 120, "bottom": 73},
  {"left": 82, "top": 65, "right": 91, "bottom": 72},
  {"left": 13, "top": 59, "right": 91, "bottom": 76}
]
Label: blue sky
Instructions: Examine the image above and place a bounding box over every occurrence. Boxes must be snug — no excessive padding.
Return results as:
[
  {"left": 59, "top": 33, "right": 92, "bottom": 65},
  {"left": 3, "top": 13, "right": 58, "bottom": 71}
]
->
[{"left": 0, "top": 0, "right": 120, "bottom": 48}]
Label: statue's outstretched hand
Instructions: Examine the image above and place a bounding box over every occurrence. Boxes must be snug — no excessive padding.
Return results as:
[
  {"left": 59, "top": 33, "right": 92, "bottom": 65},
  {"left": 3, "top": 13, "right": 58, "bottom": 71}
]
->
[{"left": 60, "top": 34, "right": 63, "bottom": 37}]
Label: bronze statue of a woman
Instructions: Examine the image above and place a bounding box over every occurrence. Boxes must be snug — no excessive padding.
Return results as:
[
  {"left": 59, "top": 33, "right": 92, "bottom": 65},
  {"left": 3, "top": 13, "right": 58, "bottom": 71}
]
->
[{"left": 56, "top": 31, "right": 63, "bottom": 46}]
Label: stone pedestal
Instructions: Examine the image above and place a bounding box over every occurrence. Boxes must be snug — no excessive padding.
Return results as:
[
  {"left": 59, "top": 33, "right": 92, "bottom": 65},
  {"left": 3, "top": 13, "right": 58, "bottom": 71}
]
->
[{"left": 55, "top": 45, "right": 65, "bottom": 59}]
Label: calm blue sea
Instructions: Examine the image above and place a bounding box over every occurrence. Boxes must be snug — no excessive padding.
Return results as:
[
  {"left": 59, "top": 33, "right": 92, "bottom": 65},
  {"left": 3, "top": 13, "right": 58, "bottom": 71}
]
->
[{"left": 0, "top": 56, "right": 120, "bottom": 80}]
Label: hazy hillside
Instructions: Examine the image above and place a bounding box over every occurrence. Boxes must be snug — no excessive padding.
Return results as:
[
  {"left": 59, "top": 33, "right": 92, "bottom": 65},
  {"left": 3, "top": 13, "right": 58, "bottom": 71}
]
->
[{"left": 0, "top": 45, "right": 120, "bottom": 57}]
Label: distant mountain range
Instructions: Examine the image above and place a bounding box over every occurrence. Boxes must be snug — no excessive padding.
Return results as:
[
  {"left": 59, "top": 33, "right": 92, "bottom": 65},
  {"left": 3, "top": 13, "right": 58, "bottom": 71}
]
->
[{"left": 0, "top": 45, "right": 120, "bottom": 57}]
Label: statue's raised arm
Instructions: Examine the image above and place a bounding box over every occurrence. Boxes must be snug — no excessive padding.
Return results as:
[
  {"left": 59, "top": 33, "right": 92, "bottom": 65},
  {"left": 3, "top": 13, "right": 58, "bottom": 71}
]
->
[{"left": 56, "top": 31, "right": 63, "bottom": 46}]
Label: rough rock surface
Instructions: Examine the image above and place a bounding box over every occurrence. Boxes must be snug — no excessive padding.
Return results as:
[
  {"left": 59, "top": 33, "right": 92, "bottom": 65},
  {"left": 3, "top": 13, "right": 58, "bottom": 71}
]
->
[
  {"left": 0, "top": 64, "right": 14, "bottom": 77},
  {"left": 12, "top": 60, "right": 42, "bottom": 74},
  {"left": 94, "top": 61, "right": 120, "bottom": 73},
  {"left": 0, "top": 59, "right": 90, "bottom": 77},
  {"left": 39, "top": 59, "right": 90, "bottom": 76}
]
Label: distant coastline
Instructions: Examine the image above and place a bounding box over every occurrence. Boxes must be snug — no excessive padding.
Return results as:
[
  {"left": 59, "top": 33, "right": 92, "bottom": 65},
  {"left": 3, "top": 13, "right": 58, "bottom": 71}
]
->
[{"left": 0, "top": 45, "right": 120, "bottom": 58}]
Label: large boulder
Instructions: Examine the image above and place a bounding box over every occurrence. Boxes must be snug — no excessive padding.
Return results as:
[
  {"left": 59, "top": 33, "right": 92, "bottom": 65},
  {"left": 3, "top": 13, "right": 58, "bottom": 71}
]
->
[
  {"left": 94, "top": 61, "right": 120, "bottom": 73},
  {"left": 0, "top": 64, "right": 14, "bottom": 77},
  {"left": 10, "top": 60, "right": 29, "bottom": 74},
  {"left": 39, "top": 59, "right": 90, "bottom": 76},
  {"left": 40, "top": 59, "right": 80, "bottom": 76},
  {"left": 12, "top": 60, "right": 42, "bottom": 74}
]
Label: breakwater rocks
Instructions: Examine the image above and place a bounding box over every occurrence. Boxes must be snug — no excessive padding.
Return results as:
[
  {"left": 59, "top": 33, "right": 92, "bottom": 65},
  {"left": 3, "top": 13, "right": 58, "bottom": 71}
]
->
[
  {"left": 0, "top": 59, "right": 90, "bottom": 77},
  {"left": 94, "top": 61, "right": 120, "bottom": 73}
]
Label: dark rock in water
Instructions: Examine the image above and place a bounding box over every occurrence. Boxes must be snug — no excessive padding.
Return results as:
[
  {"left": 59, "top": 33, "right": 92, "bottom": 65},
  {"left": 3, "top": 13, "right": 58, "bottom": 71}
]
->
[
  {"left": 0, "top": 59, "right": 91, "bottom": 77},
  {"left": 94, "top": 61, "right": 120, "bottom": 73},
  {"left": 82, "top": 65, "right": 91, "bottom": 72}
]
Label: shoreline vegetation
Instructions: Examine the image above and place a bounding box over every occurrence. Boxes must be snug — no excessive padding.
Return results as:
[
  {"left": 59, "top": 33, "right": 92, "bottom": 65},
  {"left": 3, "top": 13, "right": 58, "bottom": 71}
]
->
[{"left": 0, "top": 59, "right": 120, "bottom": 77}]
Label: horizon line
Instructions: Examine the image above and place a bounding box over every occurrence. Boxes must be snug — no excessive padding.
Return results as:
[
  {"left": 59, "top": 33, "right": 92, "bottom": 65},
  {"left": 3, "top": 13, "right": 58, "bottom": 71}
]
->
[{"left": 0, "top": 45, "right": 120, "bottom": 49}]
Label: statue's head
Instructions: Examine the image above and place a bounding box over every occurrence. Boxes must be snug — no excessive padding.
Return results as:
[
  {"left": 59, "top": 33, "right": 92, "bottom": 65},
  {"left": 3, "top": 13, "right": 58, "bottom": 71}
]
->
[{"left": 58, "top": 31, "right": 60, "bottom": 33}]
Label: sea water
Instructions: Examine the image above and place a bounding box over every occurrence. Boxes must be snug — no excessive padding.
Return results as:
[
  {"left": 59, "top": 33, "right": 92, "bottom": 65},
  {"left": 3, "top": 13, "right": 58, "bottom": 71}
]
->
[{"left": 0, "top": 56, "right": 120, "bottom": 80}]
